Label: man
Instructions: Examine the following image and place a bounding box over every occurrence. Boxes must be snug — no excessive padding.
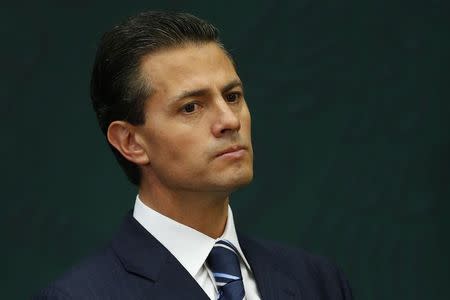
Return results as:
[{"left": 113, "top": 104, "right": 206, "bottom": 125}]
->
[{"left": 34, "top": 11, "right": 353, "bottom": 299}]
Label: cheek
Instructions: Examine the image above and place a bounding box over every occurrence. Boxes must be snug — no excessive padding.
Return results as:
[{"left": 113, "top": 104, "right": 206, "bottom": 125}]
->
[
  {"left": 240, "top": 106, "right": 252, "bottom": 136},
  {"left": 151, "top": 133, "right": 212, "bottom": 184},
  {"left": 151, "top": 130, "right": 204, "bottom": 164}
]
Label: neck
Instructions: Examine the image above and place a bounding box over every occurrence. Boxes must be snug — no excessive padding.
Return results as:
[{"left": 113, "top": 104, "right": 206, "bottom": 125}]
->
[{"left": 138, "top": 180, "right": 230, "bottom": 238}]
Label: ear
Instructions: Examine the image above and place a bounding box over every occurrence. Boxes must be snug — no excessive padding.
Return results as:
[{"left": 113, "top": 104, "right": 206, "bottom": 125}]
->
[{"left": 107, "top": 121, "right": 150, "bottom": 165}]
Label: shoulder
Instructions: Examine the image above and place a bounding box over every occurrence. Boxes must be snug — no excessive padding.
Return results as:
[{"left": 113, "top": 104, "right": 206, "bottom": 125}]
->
[
  {"left": 240, "top": 235, "right": 354, "bottom": 299},
  {"left": 32, "top": 245, "right": 126, "bottom": 299}
]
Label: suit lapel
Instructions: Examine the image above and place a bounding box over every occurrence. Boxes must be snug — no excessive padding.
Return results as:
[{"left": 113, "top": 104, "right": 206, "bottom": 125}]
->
[
  {"left": 111, "top": 212, "right": 209, "bottom": 300},
  {"left": 110, "top": 212, "right": 302, "bottom": 299},
  {"left": 239, "top": 234, "right": 302, "bottom": 300}
]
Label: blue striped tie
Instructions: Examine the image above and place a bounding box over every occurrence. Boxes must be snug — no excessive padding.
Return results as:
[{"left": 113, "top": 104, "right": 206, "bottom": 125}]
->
[{"left": 207, "top": 240, "right": 245, "bottom": 300}]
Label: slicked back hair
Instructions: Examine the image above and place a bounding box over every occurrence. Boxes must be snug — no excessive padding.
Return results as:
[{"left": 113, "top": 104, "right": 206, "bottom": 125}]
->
[{"left": 90, "top": 11, "right": 225, "bottom": 185}]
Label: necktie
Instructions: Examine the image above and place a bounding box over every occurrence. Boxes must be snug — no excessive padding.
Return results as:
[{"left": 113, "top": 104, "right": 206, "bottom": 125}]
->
[{"left": 207, "top": 240, "right": 246, "bottom": 300}]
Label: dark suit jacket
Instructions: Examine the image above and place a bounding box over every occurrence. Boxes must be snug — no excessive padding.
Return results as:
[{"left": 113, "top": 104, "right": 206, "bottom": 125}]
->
[{"left": 33, "top": 212, "right": 353, "bottom": 299}]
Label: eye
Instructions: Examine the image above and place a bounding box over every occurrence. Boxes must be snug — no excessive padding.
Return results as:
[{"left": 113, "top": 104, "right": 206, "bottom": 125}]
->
[
  {"left": 181, "top": 102, "right": 199, "bottom": 113},
  {"left": 225, "top": 92, "right": 241, "bottom": 103}
]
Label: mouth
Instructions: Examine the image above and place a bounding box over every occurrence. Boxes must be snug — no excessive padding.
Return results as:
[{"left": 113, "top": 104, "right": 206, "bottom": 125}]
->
[{"left": 216, "top": 145, "right": 247, "bottom": 158}]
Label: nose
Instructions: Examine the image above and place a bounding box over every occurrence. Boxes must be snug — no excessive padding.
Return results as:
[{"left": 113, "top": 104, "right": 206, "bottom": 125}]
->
[{"left": 211, "top": 99, "right": 241, "bottom": 138}]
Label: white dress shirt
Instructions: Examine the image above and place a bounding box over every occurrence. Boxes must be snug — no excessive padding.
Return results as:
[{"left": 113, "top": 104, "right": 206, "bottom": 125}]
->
[{"left": 133, "top": 195, "right": 261, "bottom": 300}]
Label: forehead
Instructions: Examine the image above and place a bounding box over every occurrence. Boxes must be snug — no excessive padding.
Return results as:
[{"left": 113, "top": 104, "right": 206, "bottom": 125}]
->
[{"left": 140, "top": 42, "right": 238, "bottom": 94}]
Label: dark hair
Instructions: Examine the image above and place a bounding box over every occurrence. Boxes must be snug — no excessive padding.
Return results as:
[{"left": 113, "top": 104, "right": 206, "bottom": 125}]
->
[{"left": 90, "top": 11, "right": 223, "bottom": 185}]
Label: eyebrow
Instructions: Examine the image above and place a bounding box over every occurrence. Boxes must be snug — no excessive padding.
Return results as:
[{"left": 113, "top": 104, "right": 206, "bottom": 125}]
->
[{"left": 169, "top": 79, "right": 243, "bottom": 104}]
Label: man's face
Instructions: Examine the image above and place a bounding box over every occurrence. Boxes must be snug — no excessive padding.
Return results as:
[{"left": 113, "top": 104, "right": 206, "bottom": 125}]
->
[{"left": 135, "top": 42, "right": 253, "bottom": 194}]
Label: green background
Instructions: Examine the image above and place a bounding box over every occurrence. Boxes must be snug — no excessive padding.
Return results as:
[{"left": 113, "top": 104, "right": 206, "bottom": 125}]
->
[{"left": 2, "top": 0, "right": 449, "bottom": 299}]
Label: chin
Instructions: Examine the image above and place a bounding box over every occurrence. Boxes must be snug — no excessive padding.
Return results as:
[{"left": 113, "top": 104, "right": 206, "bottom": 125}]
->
[{"left": 223, "top": 167, "right": 254, "bottom": 191}]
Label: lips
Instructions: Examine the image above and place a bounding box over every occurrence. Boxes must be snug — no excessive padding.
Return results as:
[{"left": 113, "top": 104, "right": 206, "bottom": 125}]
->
[{"left": 216, "top": 145, "right": 246, "bottom": 157}]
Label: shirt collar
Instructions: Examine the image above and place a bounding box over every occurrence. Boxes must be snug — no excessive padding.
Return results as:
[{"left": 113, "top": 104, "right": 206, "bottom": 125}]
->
[{"left": 132, "top": 195, "right": 252, "bottom": 278}]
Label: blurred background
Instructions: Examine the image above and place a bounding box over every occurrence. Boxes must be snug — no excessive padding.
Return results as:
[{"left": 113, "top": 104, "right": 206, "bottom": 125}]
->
[{"left": 2, "top": 0, "right": 449, "bottom": 299}]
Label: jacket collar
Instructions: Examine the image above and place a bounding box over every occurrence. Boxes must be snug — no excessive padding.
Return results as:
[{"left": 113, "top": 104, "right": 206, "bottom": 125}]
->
[
  {"left": 111, "top": 211, "right": 301, "bottom": 300},
  {"left": 111, "top": 211, "right": 209, "bottom": 299},
  {"left": 111, "top": 210, "right": 168, "bottom": 281},
  {"left": 238, "top": 234, "right": 303, "bottom": 300}
]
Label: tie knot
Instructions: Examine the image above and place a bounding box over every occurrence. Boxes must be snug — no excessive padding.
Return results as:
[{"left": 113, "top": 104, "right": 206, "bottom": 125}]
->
[{"left": 207, "top": 240, "right": 242, "bottom": 284}]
